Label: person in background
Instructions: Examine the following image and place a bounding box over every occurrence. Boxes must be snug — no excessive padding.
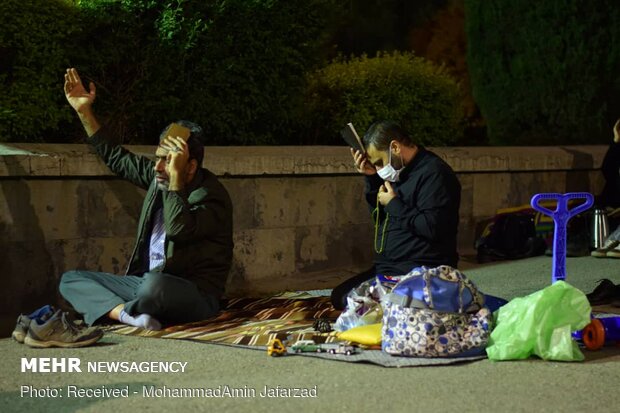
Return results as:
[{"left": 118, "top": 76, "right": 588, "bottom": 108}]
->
[{"left": 592, "top": 118, "right": 620, "bottom": 258}]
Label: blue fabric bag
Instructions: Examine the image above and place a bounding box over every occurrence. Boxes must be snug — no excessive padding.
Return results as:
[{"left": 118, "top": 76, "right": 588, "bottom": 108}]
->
[{"left": 382, "top": 266, "right": 492, "bottom": 358}]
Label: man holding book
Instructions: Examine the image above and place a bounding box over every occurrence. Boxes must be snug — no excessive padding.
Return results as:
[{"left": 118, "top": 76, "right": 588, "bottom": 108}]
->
[{"left": 331, "top": 121, "right": 461, "bottom": 309}]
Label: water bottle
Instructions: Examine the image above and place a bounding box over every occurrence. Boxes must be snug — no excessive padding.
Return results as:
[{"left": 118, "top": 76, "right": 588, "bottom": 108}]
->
[{"left": 590, "top": 209, "right": 610, "bottom": 249}]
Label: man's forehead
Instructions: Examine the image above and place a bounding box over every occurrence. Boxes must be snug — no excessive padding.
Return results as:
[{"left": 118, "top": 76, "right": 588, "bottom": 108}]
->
[{"left": 366, "top": 145, "right": 384, "bottom": 161}]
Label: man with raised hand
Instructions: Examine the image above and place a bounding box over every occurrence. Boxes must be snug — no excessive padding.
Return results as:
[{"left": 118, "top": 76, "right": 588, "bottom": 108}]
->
[{"left": 59, "top": 68, "right": 233, "bottom": 331}]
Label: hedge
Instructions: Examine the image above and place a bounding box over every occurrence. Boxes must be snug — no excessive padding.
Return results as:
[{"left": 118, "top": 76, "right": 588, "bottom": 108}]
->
[
  {"left": 0, "top": 0, "right": 81, "bottom": 142},
  {"left": 1, "top": 0, "right": 340, "bottom": 144},
  {"left": 302, "top": 51, "right": 462, "bottom": 146},
  {"left": 465, "top": 0, "right": 620, "bottom": 145}
]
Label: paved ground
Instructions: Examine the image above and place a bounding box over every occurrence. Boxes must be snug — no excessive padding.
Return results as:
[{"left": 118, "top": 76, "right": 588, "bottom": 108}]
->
[{"left": 1, "top": 255, "right": 619, "bottom": 413}]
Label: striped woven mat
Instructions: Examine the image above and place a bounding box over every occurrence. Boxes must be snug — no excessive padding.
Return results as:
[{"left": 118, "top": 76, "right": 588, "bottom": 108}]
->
[
  {"left": 106, "top": 294, "right": 618, "bottom": 367},
  {"left": 105, "top": 293, "right": 488, "bottom": 367},
  {"left": 106, "top": 293, "right": 342, "bottom": 346}
]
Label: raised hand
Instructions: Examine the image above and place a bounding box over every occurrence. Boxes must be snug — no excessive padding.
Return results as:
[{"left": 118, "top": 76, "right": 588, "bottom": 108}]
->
[
  {"left": 160, "top": 135, "right": 190, "bottom": 175},
  {"left": 64, "top": 68, "right": 96, "bottom": 114}
]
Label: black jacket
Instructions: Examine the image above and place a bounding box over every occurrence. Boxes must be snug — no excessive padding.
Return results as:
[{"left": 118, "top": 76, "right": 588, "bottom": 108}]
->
[{"left": 365, "top": 148, "right": 461, "bottom": 275}]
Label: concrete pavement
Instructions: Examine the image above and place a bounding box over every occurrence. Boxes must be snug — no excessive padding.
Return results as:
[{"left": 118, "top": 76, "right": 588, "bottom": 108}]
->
[{"left": 1, "top": 255, "right": 619, "bottom": 413}]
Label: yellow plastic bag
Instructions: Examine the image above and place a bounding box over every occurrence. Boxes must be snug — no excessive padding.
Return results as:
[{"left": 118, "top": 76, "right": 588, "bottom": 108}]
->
[{"left": 338, "top": 323, "right": 382, "bottom": 346}]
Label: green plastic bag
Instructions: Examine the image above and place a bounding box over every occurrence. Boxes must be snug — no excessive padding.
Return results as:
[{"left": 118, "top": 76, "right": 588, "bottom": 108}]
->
[{"left": 486, "top": 281, "right": 591, "bottom": 361}]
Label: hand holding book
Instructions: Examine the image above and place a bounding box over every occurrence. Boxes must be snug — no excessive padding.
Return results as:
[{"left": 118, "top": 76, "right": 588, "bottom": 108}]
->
[
  {"left": 340, "top": 123, "right": 365, "bottom": 153},
  {"left": 342, "top": 123, "right": 376, "bottom": 175},
  {"left": 351, "top": 147, "right": 376, "bottom": 175}
]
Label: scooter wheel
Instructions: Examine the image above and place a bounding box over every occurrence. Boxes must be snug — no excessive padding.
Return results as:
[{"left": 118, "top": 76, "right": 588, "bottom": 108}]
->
[{"left": 583, "top": 319, "right": 605, "bottom": 350}]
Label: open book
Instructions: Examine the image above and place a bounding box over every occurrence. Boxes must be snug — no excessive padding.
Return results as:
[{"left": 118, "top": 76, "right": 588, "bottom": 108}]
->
[{"left": 340, "top": 123, "right": 365, "bottom": 153}]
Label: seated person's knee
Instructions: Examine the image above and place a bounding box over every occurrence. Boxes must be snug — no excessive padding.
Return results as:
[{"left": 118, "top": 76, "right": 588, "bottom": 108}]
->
[
  {"left": 135, "top": 272, "right": 168, "bottom": 309},
  {"left": 59, "top": 270, "right": 81, "bottom": 296}
]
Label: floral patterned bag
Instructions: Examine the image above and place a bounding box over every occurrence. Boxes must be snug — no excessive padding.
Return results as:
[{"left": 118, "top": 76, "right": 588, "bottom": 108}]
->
[{"left": 381, "top": 266, "right": 492, "bottom": 358}]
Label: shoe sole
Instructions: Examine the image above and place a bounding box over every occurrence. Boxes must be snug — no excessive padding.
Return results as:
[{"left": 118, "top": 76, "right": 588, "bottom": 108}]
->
[
  {"left": 591, "top": 252, "right": 608, "bottom": 257},
  {"left": 12, "top": 331, "right": 25, "bottom": 344},
  {"left": 24, "top": 334, "right": 102, "bottom": 349}
]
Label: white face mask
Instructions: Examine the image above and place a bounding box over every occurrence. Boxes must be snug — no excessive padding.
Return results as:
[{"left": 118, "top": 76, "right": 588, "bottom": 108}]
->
[{"left": 376, "top": 146, "right": 403, "bottom": 182}]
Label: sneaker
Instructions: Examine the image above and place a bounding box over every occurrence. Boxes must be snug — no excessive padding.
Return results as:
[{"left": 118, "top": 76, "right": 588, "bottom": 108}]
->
[
  {"left": 12, "top": 305, "right": 55, "bottom": 343},
  {"left": 606, "top": 243, "right": 620, "bottom": 258},
  {"left": 24, "top": 310, "right": 103, "bottom": 348},
  {"left": 591, "top": 239, "right": 620, "bottom": 257},
  {"left": 586, "top": 279, "right": 620, "bottom": 306}
]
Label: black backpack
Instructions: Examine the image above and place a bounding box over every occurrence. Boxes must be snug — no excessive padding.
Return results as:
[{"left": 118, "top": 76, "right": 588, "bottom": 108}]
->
[{"left": 476, "top": 213, "right": 547, "bottom": 263}]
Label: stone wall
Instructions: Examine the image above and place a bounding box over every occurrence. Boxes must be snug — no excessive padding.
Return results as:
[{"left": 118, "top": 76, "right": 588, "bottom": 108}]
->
[{"left": 0, "top": 143, "right": 608, "bottom": 335}]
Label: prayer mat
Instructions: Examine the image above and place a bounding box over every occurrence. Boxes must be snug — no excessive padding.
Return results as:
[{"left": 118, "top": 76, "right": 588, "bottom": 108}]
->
[
  {"left": 283, "top": 350, "right": 485, "bottom": 366},
  {"left": 106, "top": 293, "right": 342, "bottom": 347},
  {"left": 105, "top": 293, "right": 486, "bottom": 367}
]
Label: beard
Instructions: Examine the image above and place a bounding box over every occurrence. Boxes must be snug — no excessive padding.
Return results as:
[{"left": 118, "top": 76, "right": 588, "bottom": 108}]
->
[{"left": 155, "top": 176, "right": 169, "bottom": 191}]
